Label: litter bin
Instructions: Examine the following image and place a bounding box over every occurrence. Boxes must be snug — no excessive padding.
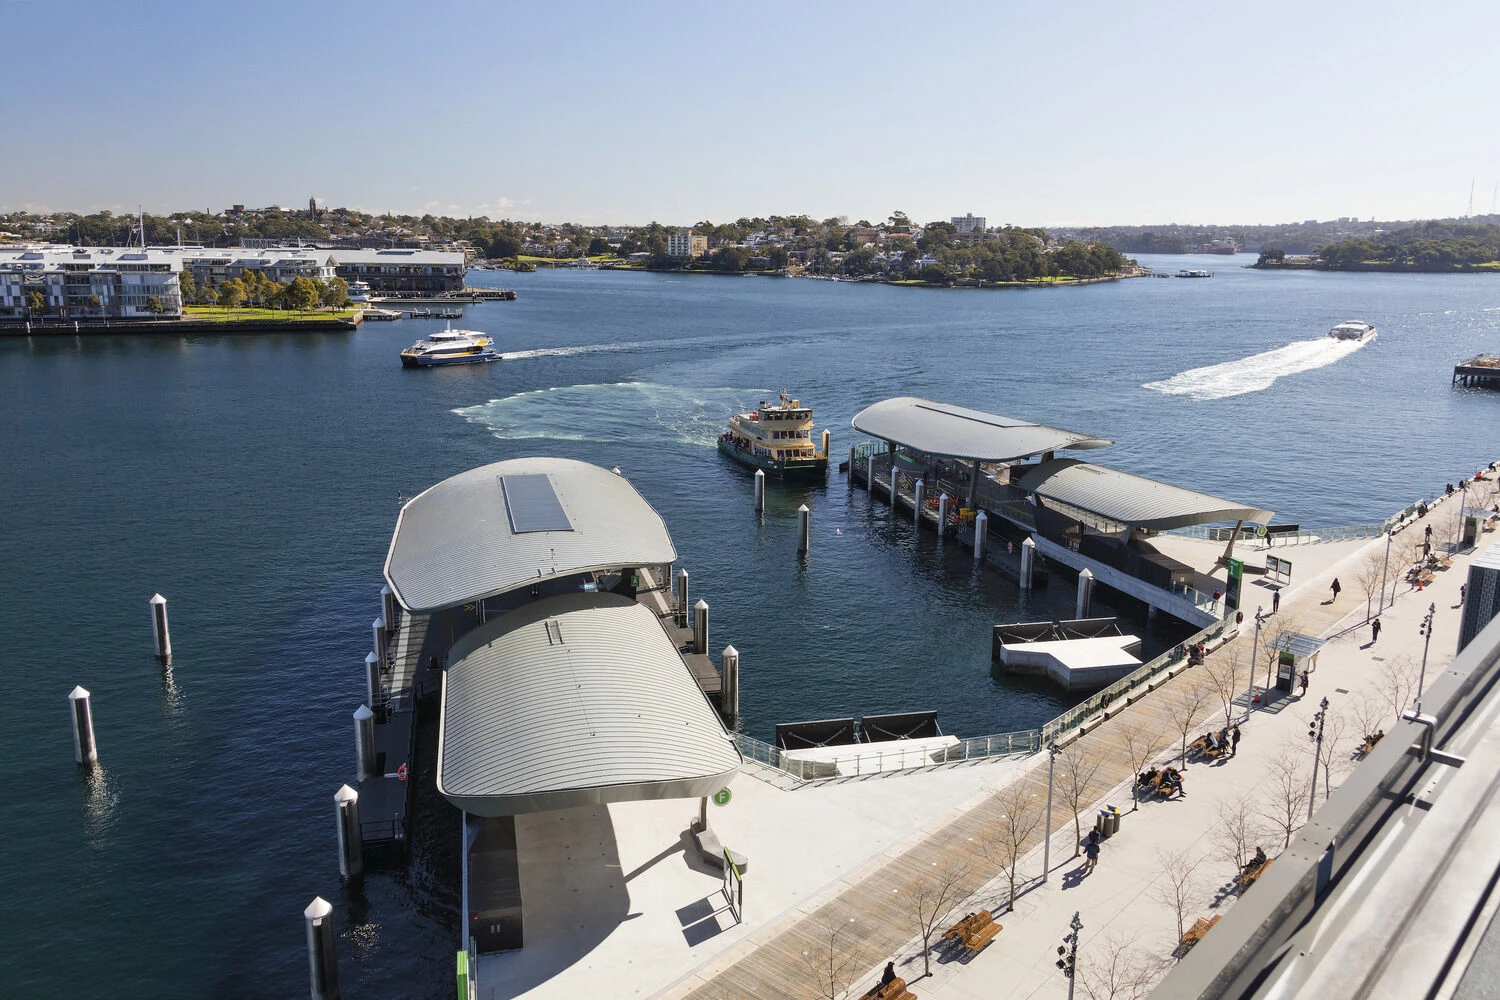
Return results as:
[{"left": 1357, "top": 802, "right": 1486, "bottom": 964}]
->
[
  {"left": 1104, "top": 804, "right": 1122, "bottom": 837},
  {"left": 1094, "top": 808, "right": 1110, "bottom": 838}
]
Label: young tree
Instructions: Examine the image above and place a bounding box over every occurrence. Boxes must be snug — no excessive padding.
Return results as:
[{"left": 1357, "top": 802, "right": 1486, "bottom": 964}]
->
[
  {"left": 796, "top": 917, "right": 868, "bottom": 1000},
  {"left": 178, "top": 268, "right": 196, "bottom": 303},
  {"left": 1165, "top": 677, "right": 1212, "bottom": 765},
  {"left": 144, "top": 295, "right": 163, "bottom": 315},
  {"left": 1059, "top": 741, "right": 1105, "bottom": 857},
  {"left": 1349, "top": 691, "right": 1387, "bottom": 748},
  {"left": 1079, "top": 931, "right": 1169, "bottom": 1000},
  {"left": 26, "top": 289, "right": 46, "bottom": 315},
  {"left": 1258, "top": 614, "right": 1304, "bottom": 697},
  {"left": 1213, "top": 795, "right": 1268, "bottom": 872},
  {"left": 1354, "top": 550, "right": 1385, "bottom": 622},
  {"left": 1118, "top": 722, "right": 1167, "bottom": 812},
  {"left": 217, "top": 278, "right": 246, "bottom": 310},
  {"left": 981, "top": 779, "right": 1044, "bottom": 912},
  {"left": 287, "top": 276, "right": 320, "bottom": 312},
  {"left": 1260, "top": 747, "right": 1312, "bottom": 848},
  {"left": 1202, "top": 648, "right": 1247, "bottom": 731},
  {"left": 1311, "top": 708, "right": 1351, "bottom": 802},
  {"left": 904, "top": 860, "right": 972, "bottom": 977},
  {"left": 1378, "top": 655, "right": 1419, "bottom": 721},
  {"left": 1152, "top": 845, "right": 1204, "bottom": 957},
  {"left": 321, "top": 276, "right": 349, "bottom": 309}
]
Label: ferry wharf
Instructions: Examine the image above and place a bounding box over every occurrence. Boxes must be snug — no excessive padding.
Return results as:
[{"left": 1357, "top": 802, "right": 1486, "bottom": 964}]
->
[{"left": 1453, "top": 354, "right": 1500, "bottom": 388}]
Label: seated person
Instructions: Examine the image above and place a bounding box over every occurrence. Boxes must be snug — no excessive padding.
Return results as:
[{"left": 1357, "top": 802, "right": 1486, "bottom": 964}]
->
[
  {"left": 1243, "top": 846, "right": 1268, "bottom": 873},
  {"left": 1207, "top": 731, "right": 1220, "bottom": 751},
  {"left": 1138, "top": 767, "right": 1159, "bottom": 787}
]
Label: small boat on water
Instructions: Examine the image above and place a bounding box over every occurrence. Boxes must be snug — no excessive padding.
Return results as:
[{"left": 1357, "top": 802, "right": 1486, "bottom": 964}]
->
[
  {"left": 400, "top": 324, "right": 499, "bottom": 367},
  {"left": 718, "top": 391, "right": 829, "bottom": 478},
  {"left": 1328, "top": 320, "right": 1376, "bottom": 342}
]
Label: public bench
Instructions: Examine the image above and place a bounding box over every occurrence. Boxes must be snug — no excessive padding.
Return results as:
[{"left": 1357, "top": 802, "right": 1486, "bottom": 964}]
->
[
  {"left": 862, "top": 977, "right": 917, "bottom": 1000},
  {"left": 1188, "top": 733, "right": 1228, "bottom": 760},
  {"left": 942, "top": 910, "right": 1002, "bottom": 955},
  {"left": 1180, "top": 914, "right": 1221, "bottom": 953},
  {"left": 1236, "top": 857, "right": 1273, "bottom": 892},
  {"left": 1358, "top": 731, "right": 1385, "bottom": 756}
]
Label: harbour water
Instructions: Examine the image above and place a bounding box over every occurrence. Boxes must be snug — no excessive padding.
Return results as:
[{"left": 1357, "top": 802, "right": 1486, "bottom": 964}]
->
[{"left": 3, "top": 254, "right": 1499, "bottom": 997}]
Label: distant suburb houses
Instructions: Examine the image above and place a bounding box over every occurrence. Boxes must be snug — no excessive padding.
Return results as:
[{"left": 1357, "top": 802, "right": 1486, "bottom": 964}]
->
[{"left": 0, "top": 246, "right": 467, "bottom": 319}]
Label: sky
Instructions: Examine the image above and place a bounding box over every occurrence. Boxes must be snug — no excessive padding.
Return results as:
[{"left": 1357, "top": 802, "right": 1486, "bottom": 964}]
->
[{"left": 3, "top": 0, "right": 1499, "bottom": 228}]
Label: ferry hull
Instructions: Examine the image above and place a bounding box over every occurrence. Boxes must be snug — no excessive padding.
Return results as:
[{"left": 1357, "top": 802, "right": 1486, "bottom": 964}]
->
[
  {"left": 402, "top": 352, "right": 500, "bottom": 367},
  {"left": 717, "top": 437, "right": 827, "bottom": 479}
]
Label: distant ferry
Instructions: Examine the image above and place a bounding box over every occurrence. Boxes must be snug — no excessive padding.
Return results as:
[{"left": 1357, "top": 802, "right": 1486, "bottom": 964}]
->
[
  {"left": 400, "top": 324, "right": 499, "bottom": 367},
  {"left": 718, "top": 392, "right": 829, "bottom": 478},
  {"left": 1176, "top": 269, "right": 1213, "bottom": 278},
  {"left": 1328, "top": 320, "right": 1376, "bottom": 342}
]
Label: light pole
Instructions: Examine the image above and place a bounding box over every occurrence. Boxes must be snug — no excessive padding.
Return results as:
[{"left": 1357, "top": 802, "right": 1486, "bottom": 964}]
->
[
  {"left": 1416, "top": 603, "right": 1436, "bottom": 713},
  {"left": 1455, "top": 481, "right": 1469, "bottom": 550},
  {"left": 1380, "top": 530, "right": 1392, "bottom": 611},
  {"left": 1307, "top": 696, "right": 1329, "bottom": 820},
  {"left": 1055, "top": 911, "right": 1083, "bottom": 1000},
  {"left": 1042, "top": 741, "right": 1061, "bottom": 884},
  {"left": 1244, "top": 606, "right": 1266, "bottom": 722}
]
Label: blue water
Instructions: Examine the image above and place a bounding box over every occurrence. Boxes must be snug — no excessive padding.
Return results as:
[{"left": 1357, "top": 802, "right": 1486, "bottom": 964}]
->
[{"left": 3, "top": 255, "right": 1498, "bottom": 997}]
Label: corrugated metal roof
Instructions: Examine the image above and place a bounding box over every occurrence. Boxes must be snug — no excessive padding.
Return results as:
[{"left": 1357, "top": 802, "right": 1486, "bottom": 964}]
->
[
  {"left": 384, "top": 458, "right": 677, "bottom": 613},
  {"left": 436, "top": 593, "right": 741, "bottom": 817},
  {"left": 851, "top": 397, "right": 1112, "bottom": 461},
  {"left": 1014, "top": 459, "right": 1273, "bottom": 530}
]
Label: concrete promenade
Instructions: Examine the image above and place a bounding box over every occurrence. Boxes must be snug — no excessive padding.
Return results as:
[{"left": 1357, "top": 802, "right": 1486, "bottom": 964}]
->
[{"left": 656, "top": 476, "right": 1499, "bottom": 1000}]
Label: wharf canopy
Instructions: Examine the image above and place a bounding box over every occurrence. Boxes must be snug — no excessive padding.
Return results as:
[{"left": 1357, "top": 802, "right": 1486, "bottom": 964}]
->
[
  {"left": 437, "top": 592, "right": 741, "bottom": 816},
  {"left": 1014, "top": 459, "right": 1274, "bottom": 531},
  {"left": 851, "top": 397, "right": 1112, "bottom": 462},
  {"left": 383, "top": 457, "right": 677, "bottom": 614}
]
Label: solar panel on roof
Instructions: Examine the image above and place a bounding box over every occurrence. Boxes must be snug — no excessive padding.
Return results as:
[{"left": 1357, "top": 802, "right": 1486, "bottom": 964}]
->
[{"left": 500, "top": 474, "right": 573, "bottom": 533}]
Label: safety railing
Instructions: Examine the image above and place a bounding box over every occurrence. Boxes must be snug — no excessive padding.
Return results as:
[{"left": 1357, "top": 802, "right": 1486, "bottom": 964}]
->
[{"left": 733, "top": 727, "right": 1040, "bottom": 784}]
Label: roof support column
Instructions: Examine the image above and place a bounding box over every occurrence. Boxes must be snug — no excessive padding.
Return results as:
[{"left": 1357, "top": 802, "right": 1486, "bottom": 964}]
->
[
  {"left": 1222, "top": 518, "right": 1245, "bottom": 566},
  {"left": 968, "top": 460, "right": 980, "bottom": 509}
]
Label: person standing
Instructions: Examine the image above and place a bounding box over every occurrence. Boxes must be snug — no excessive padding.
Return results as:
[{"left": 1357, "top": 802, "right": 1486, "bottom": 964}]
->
[
  {"left": 1230, "top": 725, "right": 1241, "bottom": 757},
  {"left": 1084, "top": 829, "right": 1101, "bottom": 873},
  {"left": 1330, "top": 577, "right": 1341, "bottom": 602},
  {"left": 1372, "top": 617, "right": 1382, "bottom": 643},
  {"left": 1299, "top": 672, "right": 1309, "bottom": 696},
  {"left": 1272, "top": 589, "right": 1281, "bottom": 614},
  {"left": 1461, "top": 584, "right": 1467, "bottom": 605}
]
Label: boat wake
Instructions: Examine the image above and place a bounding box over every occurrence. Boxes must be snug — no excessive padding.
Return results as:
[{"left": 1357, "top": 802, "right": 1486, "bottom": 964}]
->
[
  {"left": 1142, "top": 334, "right": 1375, "bottom": 401},
  {"left": 498, "top": 340, "right": 648, "bottom": 361},
  {"left": 453, "top": 382, "right": 764, "bottom": 448}
]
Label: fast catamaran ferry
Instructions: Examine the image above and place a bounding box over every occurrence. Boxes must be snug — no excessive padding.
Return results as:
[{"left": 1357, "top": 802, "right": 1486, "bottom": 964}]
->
[
  {"left": 717, "top": 391, "right": 829, "bottom": 478},
  {"left": 399, "top": 324, "right": 499, "bottom": 367}
]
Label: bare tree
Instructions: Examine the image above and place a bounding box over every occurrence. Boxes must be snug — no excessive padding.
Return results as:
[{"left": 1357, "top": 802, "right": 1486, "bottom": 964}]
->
[
  {"left": 1354, "top": 550, "right": 1385, "bottom": 622},
  {"left": 1152, "top": 845, "right": 1204, "bottom": 956},
  {"left": 1312, "top": 709, "right": 1352, "bottom": 802},
  {"left": 1202, "top": 648, "right": 1247, "bottom": 731},
  {"left": 1398, "top": 532, "right": 1426, "bottom": 593},
  {"left": 981, "top": 779, "right": 1044, "bottom": 912},
  {"left": 903, "top": 859, "right": 972, "bottom": 977},
  {"left": 1079, "top": 931, "right": 1170, "bottom": 1000},
  {"left": 1119, "top": 722, "right": 1168, "bottom": 812},
  {"left": 1213, "top": 794, "right": 1269, "bottom": 872},
  {"left": 1349, "top": 691, "right": 1387, "bottom": 749},
  {"left": 1165, "top": 676, "right": 1212, "bottom": 764},
  {"left": 1059, "top": 740, "right": 1106, "bottom": 857},
  {"left": 1260, "top": 747, "right": 1312, "bottom": 848},
  {"left": 1259, "top": 614, "right": 1304, "bottom": 697},
  {"left": 796, "top": 917, "right": 869, "bottom": 1000},
  {"left": 1378, "top": 655, "right": 1419, "bottom": 721}
]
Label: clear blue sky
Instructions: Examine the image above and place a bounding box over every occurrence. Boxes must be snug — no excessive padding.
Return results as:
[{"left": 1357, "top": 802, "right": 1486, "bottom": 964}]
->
[{"left": 4, "top": 0, "right": 1498, "bottom": 227}]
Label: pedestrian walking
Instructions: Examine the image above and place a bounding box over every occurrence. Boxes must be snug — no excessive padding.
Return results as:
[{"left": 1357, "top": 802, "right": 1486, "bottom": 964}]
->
[
  {"left": 1461, "top": 584, "right": 1467, "bottom": 605},
  {"left": 1371, "top": 617, "right": 1381, "bottom": 643},
  {"left": 1423, "top": 541, "right": 1432, "bottom": 559},
  {"left": 1425, "top": 524, "right": 1433, "bottom": 542},
  {"left": 1084, "top": 830, "right": 1100, "bottom": 873},
  {"left": 1272, "top": 589, "right": 1281, "bottom": 614},
  {"left": 1299, "top": 672, "right": 1309, "bottom": 696},
  {"left": 1230, "top": 725, "right": 1241, "bottom": 756},
  {"left": 1330, "top": 577, "right": 1341, "bottom": 602}
]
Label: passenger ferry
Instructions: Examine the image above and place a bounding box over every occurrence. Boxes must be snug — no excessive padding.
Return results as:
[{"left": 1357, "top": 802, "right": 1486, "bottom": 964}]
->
[
  {"left": 1328, "top": 320, "right": 1376, "bottom": 342},
  {"left": 718, "top": 392, "right": 829, "bottom": 478},
  {"left": 400, "top": 324, "right": 500, "bottom": 367}
]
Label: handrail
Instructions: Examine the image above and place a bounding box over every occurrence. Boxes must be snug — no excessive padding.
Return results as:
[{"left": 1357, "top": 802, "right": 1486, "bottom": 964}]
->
[{"left": 733, "top": 728, "right": 1040, "bottom": 784}]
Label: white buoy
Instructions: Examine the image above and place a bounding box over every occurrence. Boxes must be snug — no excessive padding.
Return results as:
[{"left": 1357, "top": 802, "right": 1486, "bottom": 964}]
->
[
  {"left": 722, "top": 645, "right": 740, "bottom": 719},
  {"left": 334, "top": 784, "right": 363, "bottom": 879},
  {"left": 380, "top": 585, "right": 398, "bottom": 635},
  {"left": 797, "top": 504, "right": 810, "bottom": 554},
  {"left": 889, "top": 466, "right": 899, "bottom": 508},
  {"left": 677, "top": 568, "right": 690, "bottom": 627},
  {"left": 69, "top": 685, "right": 97, "bottom": 765},
  {"left": 149, "top": 593, "right": 172, "bottom": 662},
  {"left": 1020, "top": 536, "right": 1036, "bottom": 590},
  {"left": 938, "top": 493, "right": 950, "bottom": 536},
  {"left": 1076, "top": 568, "right": 1096, "bottom": 619},
  {"left": 364, "top": 652, "right": 382, "bottom": 712},
  {"left": 693, "top": 599, "right": 710, "bottom": 655},
  {"left": 821, "top": 429, "right": 831, "bottom": 464},
  {"left": 303, "top": 896, "right": 340, "bottom": 1000},
  {"left": 354, "top": 705, "right": 376, "bottom": 781},
  {"left": 754, "top": 469, "right": 765, "bottom": 512},
  {"left": 913, "top": 479, "right": 925, "bottom": 525},
  {"left": 974, "top": 511, "right": 989, "bottom": 563},
  {"left": 371, "top": 617, "right": 388, "bottom": 673}
]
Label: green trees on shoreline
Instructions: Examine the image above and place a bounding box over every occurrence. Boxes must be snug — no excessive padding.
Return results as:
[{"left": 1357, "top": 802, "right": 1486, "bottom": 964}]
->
[{"left": 1271, "top": 222, "right": 1500, "bottom": 272}]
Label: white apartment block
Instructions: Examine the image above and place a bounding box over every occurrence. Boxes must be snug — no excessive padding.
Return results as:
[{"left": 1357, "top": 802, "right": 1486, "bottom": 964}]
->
[
  {"left": 951, "top": 213, "right": 986, "bottom": 233},
  {"left": 666, "top": 230, "right": 707, "bottom": 259}
]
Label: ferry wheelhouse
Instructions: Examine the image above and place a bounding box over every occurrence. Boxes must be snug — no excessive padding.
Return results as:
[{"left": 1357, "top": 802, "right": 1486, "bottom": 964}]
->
[{"left": 718, "top": 392, "right": 829, "bottom": 478}]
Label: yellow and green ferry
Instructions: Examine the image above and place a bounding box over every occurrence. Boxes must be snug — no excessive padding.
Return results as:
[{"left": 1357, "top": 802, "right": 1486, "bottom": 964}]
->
[{"left": 718, "top": 391, "right": 829, "bottom": 479}]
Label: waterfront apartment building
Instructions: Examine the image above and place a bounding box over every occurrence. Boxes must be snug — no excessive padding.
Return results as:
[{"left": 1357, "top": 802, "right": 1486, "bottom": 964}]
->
[
  {"left": 0, "top": 247, "right": 183, "bottom": 319},
  {"left": 666, "top": 230, "right": 707, "bottom": 259},
  {"left": 182, "top": 248, "right": 465, "bottom": 295},
  {"left": 951, "top": 213, "right": 986, "bottom": 233}
]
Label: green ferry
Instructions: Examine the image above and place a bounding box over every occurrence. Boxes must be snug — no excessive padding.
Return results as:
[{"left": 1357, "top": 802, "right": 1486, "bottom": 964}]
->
[{"left": 717, "top": 391, "right": 829, "bottom": 479}]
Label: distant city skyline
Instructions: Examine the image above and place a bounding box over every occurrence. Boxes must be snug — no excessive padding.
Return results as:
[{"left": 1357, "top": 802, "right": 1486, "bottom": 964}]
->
[{"left": 3, "top": 1, "right": 1498, "bottom": 228}]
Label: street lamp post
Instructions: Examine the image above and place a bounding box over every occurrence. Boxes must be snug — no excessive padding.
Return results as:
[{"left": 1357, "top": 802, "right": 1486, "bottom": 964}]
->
[
  {"left": 1056, "top": 911, "right": 1083, "bottom": 1000},
  {"left": 1380, "top": 530, "right": 1392, "bottom": 611},
  {"left": 1042, "top": 741, "right": 1061, "bottom": 884},
  {"left": 1307, "top": 696, "right": 1329, "bottom": 820},
  {"left": 1455, "top": 481, "right": 1469, "bottom": 550},
  {"left": 1244, "top": 606, "right": 1265, "bottom": 722},
  {"left": 1416, "top": 603, "right": 1436, "bottom": 713}
]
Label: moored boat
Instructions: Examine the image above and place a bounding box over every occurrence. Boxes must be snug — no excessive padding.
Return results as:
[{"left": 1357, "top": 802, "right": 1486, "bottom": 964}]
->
[
  {"left": 400, "top": 324, "right": 500, "bottom": 367},
  {"left": 717, "top": 391, "right": 829, "bottom": 478},
  {"left": 1328, "top": 320, "right": 1376, "bottom": 342}
]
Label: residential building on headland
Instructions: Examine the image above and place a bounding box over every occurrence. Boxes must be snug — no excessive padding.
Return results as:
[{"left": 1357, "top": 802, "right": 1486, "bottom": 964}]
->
[
  {"left": 951, "top": 213, "right": 986, "bottom": 233},
  {"left": 666, "top": 230, "right": 707, "bottom": 259},
  {"left": 0, "top": 247, "right": 183, "bottom": 319},
  {"left": 183, "top": 248, "right": 464, "bottom": 295}
]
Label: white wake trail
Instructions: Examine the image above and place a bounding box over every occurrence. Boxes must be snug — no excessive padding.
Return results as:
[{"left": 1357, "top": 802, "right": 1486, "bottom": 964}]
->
[
  {"left": 499, "top": 340, "right": 647, "bottom": 361},
  {"left": 1143, "top": 334, "right": 1374, "bottom": 401}
]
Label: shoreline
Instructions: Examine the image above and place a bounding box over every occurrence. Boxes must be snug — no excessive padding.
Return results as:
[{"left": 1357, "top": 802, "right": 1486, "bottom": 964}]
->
[{"left": 0, "top": 316, "right": 361, "bottom": 337}]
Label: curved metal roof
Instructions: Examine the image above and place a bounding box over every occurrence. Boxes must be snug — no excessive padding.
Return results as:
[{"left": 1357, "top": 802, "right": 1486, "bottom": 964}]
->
[
  {"left": 435, "top": 593, "right": 741, "bottom": 817},
  {"left": 851, "top": 397, "right": 1112, "bottom": 461},
  {"left": 384, "top": 458, "right": 677, "bottom": 613},
  {"left": 1014, "top": 459, "right": 1273, "bottom": 530}
]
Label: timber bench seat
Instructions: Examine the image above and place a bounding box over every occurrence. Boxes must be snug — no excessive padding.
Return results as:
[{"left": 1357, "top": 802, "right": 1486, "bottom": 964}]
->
[
  {"left": 1236, "top": 857, "right": 1273, "bottom": 892},
  {"left": 1188, "top": 733, "right": 1228, "bottom": 760},
  {"left": 1358, "top": 731, "right": 1385, "bottom": 756},
  {"left": 942, "top": 910, "right": 991, "bottom": 943},
  {"left": 942, "top": 910, "right": 1001, "bottom": 955},
  {"left": 861, "top": 977, "right": 917, "bottom": 1000},
  {"left": 1180, "top": 914, "right": 1221, "bottom": 953}
]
